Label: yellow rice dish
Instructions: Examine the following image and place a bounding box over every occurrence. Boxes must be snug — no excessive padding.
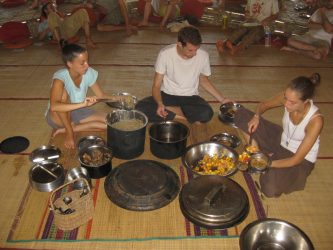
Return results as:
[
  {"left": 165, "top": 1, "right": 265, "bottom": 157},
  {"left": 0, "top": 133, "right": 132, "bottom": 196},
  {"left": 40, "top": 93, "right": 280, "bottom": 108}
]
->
[{"left": 194, "top": 154, "right": 235, "bottom": 175}]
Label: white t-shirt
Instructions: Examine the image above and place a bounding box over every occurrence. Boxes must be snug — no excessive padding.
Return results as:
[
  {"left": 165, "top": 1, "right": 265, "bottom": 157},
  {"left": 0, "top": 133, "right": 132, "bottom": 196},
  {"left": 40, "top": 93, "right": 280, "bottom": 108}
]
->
[
  {"left": 307, "top": 9, "right": 333, "bottom": 45},
  {"left": 246, "top": 0, "right": 279, "bottom": 22},
  {"left": 155, "top": 44, "right": 211, "bottom": 96}
]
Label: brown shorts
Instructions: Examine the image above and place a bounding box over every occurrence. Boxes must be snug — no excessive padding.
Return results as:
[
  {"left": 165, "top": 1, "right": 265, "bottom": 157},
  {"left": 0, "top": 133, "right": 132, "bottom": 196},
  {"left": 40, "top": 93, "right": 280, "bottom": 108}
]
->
[{"left": 235, "top": 108, "right": 315, "bottom": 197}]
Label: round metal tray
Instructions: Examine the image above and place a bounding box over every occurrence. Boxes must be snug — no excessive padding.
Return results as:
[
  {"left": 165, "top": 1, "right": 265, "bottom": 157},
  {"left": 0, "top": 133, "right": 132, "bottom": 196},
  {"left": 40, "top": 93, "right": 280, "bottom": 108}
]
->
[{"left": 104, "top": 160, "right": 180, "bottom": 211}]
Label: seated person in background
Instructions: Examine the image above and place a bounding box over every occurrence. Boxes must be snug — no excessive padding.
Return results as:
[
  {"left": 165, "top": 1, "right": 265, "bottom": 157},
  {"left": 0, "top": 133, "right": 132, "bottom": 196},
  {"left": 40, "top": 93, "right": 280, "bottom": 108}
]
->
[
  {"left": 216, "top": 0, "right": 279, "bottom": 55},
  {"left": 234, "top": 73, "right": 323, "bottom": 197},
  {"left": 46, "top": 44, "right": 122, "bottom": 149},
  {"left": 281, "top": 0, "right": 333, "bottom": 60},
  {"left": 91, "top": 0, "right": 138, "bottom": 36},
  {"left": 136, "top": 26, "right": 231, "bottom": 123},
  {"left": 37, "top": 4, "right": 53, "bottom": 41},
  {"left": 43, "top": 2, "right": 95, "bottom": 48},
  {"left": 138, "top": 0, "right": 180, "bottom": 29}
]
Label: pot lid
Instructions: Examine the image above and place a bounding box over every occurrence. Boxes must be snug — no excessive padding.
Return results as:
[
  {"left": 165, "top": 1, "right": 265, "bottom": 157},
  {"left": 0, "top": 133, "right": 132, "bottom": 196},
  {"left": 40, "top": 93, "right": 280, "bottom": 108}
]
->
[
  {"left": 179, "top": 175, "right": 249, "bottom": 229},
  {"left": 0, "top": 136, "right": 30, "bottom": 154},
  {"left": 29, "top": 145, "right": 61, "bottom": 163},
  {"left": 104, "top": 160, "right": 180, "bottom": 211}
]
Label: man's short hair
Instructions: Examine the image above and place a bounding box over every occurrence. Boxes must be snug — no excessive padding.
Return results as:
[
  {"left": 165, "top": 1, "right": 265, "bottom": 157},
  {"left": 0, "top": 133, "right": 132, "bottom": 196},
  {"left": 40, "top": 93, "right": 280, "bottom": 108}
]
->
[{"left": 178, "top": 26, "right": 202, "bottom": 47}]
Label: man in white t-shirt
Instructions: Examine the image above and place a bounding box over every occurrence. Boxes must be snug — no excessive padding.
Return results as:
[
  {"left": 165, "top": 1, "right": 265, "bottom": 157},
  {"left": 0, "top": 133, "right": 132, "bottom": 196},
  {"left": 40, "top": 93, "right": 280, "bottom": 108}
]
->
[
  {"left": 216, "top": 0, "right": 279, "bottom": 55},
  {"left": 136, "top": 26, "right": 231, "bottom": 123},
  {"left": 281, "top": 0, "right": 333, "bottom": 60}
]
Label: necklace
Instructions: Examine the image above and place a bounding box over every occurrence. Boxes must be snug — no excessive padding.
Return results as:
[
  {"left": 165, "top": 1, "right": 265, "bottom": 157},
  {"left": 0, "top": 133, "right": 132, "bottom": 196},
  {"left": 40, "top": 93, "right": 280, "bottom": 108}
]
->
[{"left": 285, "top": 103, "right": 309, "bottom": 146}]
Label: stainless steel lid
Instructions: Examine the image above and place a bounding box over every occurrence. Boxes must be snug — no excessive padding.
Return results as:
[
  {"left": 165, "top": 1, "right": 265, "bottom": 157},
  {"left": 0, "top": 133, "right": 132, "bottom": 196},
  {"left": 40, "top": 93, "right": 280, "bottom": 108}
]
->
[
  {"left": 29, "top": 145, "right": 61, "bottom": 163},
  {"left": 179, "top": 175, "right": 249, "bottom": 229},
  {"left": 104, "top": 160, "right": 180, "bottom": 211}
]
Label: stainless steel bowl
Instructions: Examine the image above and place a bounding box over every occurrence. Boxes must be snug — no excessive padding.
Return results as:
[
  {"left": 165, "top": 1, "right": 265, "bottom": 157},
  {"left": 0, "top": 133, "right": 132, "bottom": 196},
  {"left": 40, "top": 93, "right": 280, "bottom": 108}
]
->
[
  {"left": 240, "top": 218, "right": 314, "bottom": 250},
  {"left": 66, "top": 166, "right": 92, "bottom": 189},
  {"left": 219, "top": 102, "right": 243, "bottom": 127},
  {"left": 248, "top": 151, "right": 271, "bottom": 173},
  {"left": 77, "top": 135, "right": 105, "bottom": 152},
  {"left": 182, "top": 142, "right": 239, "bottom": 177}
]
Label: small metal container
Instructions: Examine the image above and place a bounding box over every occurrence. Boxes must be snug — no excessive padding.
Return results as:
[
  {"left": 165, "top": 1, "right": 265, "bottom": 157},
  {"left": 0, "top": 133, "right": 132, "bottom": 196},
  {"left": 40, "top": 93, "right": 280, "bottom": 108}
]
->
[
  {"left": 248, "top": 152, "right": 271, "bottom": 173},
  {"left": 210, "top": 132, "right": 241, "bottom": 148},
  {"left": 219, "top": 102, "right": 243, "bottom": 127},
  {"left": 78, "top": 145, "right": 112, "bottom": 179},
  {"left": 240, "top": 218, "right": 314, "bottom": 250},
  {"left": 29, "top": 162, "right": 65, "bottom": 192},
  {"left": 66, "top": 166, "right": 92, "bottom": 189}
]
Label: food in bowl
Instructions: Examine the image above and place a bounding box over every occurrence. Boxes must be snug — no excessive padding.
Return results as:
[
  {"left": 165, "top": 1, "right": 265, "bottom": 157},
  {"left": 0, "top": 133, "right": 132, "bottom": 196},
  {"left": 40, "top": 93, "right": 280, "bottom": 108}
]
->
[
  {"left": 250, "top": 157, "right": 267, "bottom": 170},
  {"left": 110, "top": 119, "right": 144, "bottom": 131},
  {"left": 194, "top": 153, "right": 235, "bottom": 175},
  {"left": 238, "top": 152, "right": 250, "bottom": 164},
  {"left": 245, "top": 145, "right": 258, "bottom": 154},
  {"left": 82, "top": 149, "right": 112, "bottom": 166}
]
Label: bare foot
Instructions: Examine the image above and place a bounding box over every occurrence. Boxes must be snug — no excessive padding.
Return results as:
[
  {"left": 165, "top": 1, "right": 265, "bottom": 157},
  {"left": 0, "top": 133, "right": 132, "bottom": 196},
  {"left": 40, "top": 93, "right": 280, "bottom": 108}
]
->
[
  {"left": 86, "top": 38, "right": 96, "bottom": 48},
  {"left": 51, "top": 128, "right": 65, "bottom": 138},
  {"left": 137, "top": 21, "right": 149, "bottom": 27},
  {"left": 225, "top": 40, "right": 237, "bottom": 55},
  {"left": 216, "top": 40, "right": 225, "bottom": 53},
  {"left": 280, "top": 46, "right": 295, "bottom": 52},
  {"left": 125, "top": 26, "right": 138, "bottom": 36}
]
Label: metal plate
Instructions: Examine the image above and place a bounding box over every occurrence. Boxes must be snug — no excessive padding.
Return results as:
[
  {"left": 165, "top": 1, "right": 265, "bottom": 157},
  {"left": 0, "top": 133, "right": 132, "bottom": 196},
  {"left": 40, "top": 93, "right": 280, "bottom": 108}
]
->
[
  {"left": 104, "top": 160, "right": 180, "bottom": 211},
  {"left": 210, "top": 132, "right": 241, "bottom": 148},
  {"left": 29, "top": 145, "right": 61, "bottom": 163},
  {"left": 218, "top": 103, "right": 243, "bottom": 128},
  {"left": 179, "top": 175, "right": 249, "bottom": 229}
]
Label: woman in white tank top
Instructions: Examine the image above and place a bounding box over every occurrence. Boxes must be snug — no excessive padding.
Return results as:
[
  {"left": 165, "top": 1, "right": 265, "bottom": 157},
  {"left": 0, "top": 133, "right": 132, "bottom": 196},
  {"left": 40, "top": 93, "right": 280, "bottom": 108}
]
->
[{"left": 234, "top": 73, "right": 324, "bottom": 197}]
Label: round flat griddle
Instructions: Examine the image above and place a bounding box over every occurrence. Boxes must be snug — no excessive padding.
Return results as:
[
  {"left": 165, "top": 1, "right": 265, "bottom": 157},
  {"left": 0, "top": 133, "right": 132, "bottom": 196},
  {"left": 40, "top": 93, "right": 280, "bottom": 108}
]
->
[
  {"left": 104, "top": 160, "right": 180, "bottom": 211},
  {"left": 0, "top": 136, "right": 29, "bottom": 154},
  {"left": 179, "top": 175, "right": 249, "bottom": 229}
]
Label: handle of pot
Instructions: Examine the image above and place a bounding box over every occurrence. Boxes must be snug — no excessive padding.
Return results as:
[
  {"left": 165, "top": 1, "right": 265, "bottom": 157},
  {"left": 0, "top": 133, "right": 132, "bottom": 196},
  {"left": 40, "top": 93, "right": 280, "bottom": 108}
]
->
[
  {"left": 49, "top": 178, "right": 91, "bottom": 211},
  {"left": 204, "top": 185, "right": 225, "bottom": 207}
]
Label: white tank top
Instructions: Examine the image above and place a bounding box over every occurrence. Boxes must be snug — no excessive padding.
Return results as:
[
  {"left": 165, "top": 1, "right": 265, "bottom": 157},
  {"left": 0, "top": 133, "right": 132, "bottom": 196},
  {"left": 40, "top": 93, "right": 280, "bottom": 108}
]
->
[{"left": 280, "top": 100, "right": 320, "bottom": 163}]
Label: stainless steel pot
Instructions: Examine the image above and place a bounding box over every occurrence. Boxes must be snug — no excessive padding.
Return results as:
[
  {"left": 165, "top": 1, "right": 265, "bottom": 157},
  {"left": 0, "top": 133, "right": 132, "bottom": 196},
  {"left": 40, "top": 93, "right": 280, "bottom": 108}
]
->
[
  {"left": 78, "top": 145, "right": 112, "bottom": 179},
  {"left": 149, "top": 121, "right": 189, "bottom": 159},
  {"left": 106, "top": 110, "right": 148, "bottom": 159},
  {"left": 29, "top": 162, "right": 65, "bottom": 192}
]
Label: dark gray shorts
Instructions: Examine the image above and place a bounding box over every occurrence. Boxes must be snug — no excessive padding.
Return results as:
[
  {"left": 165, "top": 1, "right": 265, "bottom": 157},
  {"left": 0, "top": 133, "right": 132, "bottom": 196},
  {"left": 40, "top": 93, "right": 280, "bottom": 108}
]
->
[{"left": 45, "top": 107, "right": 96, "bottom": 129}]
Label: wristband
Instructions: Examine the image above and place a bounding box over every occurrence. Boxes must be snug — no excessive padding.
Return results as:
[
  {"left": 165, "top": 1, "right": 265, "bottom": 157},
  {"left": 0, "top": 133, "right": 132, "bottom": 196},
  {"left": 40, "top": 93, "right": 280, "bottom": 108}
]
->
[{"left": 254, "top": 114, "right": 260, "bottom": 118}]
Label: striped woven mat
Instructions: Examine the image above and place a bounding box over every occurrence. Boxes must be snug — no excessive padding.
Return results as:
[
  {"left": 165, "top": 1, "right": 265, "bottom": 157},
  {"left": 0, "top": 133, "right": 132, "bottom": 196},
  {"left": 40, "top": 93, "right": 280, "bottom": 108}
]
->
[{"left": 7, "top": 164, "right": 266, "bottom": 243}]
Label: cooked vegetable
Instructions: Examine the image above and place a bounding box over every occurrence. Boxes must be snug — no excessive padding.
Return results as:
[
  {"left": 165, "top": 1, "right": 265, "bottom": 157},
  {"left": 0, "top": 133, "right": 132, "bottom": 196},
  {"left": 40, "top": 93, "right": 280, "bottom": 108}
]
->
[{"left": 194, "top": 154, "right": 235, "bottom": 175}]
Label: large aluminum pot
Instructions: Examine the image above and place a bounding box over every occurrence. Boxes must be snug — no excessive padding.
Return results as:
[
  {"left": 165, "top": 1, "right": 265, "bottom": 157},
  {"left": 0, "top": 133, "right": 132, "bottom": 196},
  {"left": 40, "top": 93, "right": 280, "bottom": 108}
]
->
[
  {"left": 149, "top": 121, "right": 189, "bottom": 159},
  {"left": 106, "top": 110, "right": 148, "bottom": 159}
]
